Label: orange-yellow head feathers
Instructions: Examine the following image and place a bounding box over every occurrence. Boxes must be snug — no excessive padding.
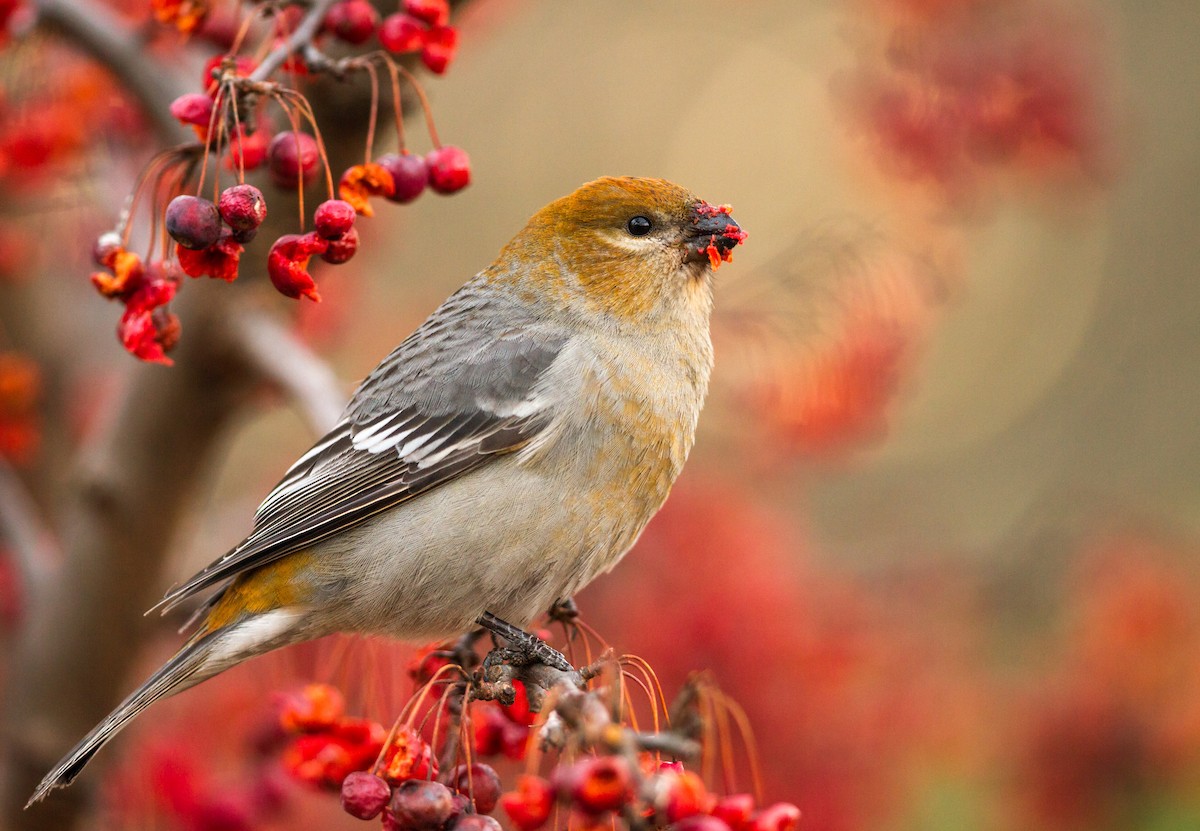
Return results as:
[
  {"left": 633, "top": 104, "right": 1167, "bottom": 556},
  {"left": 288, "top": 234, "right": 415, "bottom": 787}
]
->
[{"left": 496, "top": 177, "right": 746, "bottom": 322}]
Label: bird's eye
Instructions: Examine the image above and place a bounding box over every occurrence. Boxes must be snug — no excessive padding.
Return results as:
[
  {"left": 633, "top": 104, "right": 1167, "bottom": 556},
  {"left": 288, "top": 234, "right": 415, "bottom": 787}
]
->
[{"left": 626, "top": 216, "right": 653, "bottom": 236}]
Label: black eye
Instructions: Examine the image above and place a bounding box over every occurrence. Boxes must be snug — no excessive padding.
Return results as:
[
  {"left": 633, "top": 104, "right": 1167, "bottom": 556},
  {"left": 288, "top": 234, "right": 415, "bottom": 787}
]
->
[{"left": 627, "top": 216, "right": 653, "bottom": 236}]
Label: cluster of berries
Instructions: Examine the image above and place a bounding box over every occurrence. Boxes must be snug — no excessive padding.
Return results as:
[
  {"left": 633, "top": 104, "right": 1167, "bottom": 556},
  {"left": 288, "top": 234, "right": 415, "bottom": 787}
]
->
[
  {"left": 328, "top": 0, "right": 460, "bottom": 75},
  {"left": 88, "top": 238, "right": 181, "bottom": 365}
]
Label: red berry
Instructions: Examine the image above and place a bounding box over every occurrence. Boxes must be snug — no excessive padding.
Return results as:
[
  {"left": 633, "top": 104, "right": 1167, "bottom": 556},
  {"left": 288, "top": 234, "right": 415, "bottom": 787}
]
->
[
  {"left": 267, "top": 131, "right": 320, "bottom": 189},
  {"left": 314, "top": 199, "right": 356, "bottom": 240},
  {"left": 450, "top": 816, "right": 503, "bottom": 831},
  {"left": 169, "top": 93, "right": 215, "bottom": 127},
  {"left": 218, "top": 184, "right": 267, "bottom": 232},
  {"left": 268, "top": 233, "right": 327, "bottom": 302},
  {"left": 425, "top": 146, "right": 470, "bottom": 194},
  {"left": 443, "top": 763, "right": 502, "bottom": 815},
  {"left": 320, "top": 226, "right": 359, "bottom": 264},
  {"left": 674, "top": 818, "right": 734, "bottom": 831},
  {"left": 750, "top": 804, "right": 801, "bottom": 831},
  {"left": 404, "top": 0, "right": 449, "bottom": 26},
  {"left": 499, "top": 776, "right": 555, "bottom": 831},
  {"left": 421, "top": 25, "right": 458, "bottom": 75},
  {"left": 379, "top": 13, "right": 426, "bottom": 53},
  {"left": 165, "top": 195, "right": 221, "bottom": 250},
  {"left": 226, "top": 127, "right": 271, "bottom": 172},
  {"left": 662, "top": 770, "right": 713, "bottom": 823},
  {"left": 325, "top": 0, "right": 379, "bottom": 44},
  {"left": 570, "top": 757, "right": 633, "bottom": 815},
  {"left": 377, "top": 153, "right": 428, "bottom": 203},
  {"left": 341, "top": 771, "right": 392, "bottom": 821},
  {"left": 712, "top": 794, "right": 756, "bottom": 831},
  {"left": 388, "top": 780, "right": 456, "bottom": 831},
  {"left": 92, "top": 231, "right": 123, "bottom": 267}
]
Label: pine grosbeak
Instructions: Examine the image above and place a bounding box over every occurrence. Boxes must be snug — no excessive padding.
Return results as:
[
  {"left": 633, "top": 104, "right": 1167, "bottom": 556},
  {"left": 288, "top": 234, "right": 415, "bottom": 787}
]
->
[{"left": 30, "top": 176, "right": 745, "bottom": 803}]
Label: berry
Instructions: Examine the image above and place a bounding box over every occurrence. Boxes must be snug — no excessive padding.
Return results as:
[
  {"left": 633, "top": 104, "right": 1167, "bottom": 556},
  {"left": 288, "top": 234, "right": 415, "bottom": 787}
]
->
[
  {"left": 444, "top": 763, "right": 502, "bottom": 814},
  {"left": 421, "top": 25, "right": 458, "bottom": 75},
  {"left": 227, "top": 127, "right": 271, "bottom": 172},
  {"left": 377, "top": 153, "right": 428, "bottom": 203},
  {"left": 712, "top": 794, "right": 756, "bottom": 831},
  {"left": 320, "top": 226, "right": 359, "bottom": 264},
  {"left": 388, "top": 780, "right": 456, "bottom": 831},
  {"left": 379, "top": 13, "right": 426, "bottom": 54},
  {"left": 674, "top": 818, "right": 734, "bottom": 831},
  {"left": 314, "top": 199, "right": 357, "bottom": 240},
  {"left": 341, "top": 771, "right": 392, "bottom": 821},
  {"left": 268, "top": 233, "right": 327, "bottom": 302},
  {"left": 425, "top": 146, "right": 470, "bottom": 194},
  {"left": 218, "top": 184, "right": 267, "bottom": 232},
  {"left": 92, "top": 231, "right": 123, "bottom": 267},
  {"left": 570, "top": 757, "right": 633, "bottom": 815},
  {"left": 169, "top": 93, "right": 215, "bottom": 127},
  {"left": 750, "top": 804, "right": 801, "bottom": 831},
  {"left": 404, "top": 0, "right": 449, "bottom": 26},
  {"left": 499, "top": 776, "right": 555, "bottom": 831},
  {"left": 267, "top": 131, "right": 320, "bottom": 189},
  {"left": 662, "top": 770, "right": 712, "bottom": 822},
  {"left": 165, "top": 195, "right": 221, "bottom": 250},
  {"left": 451, "top": 816, "right": 503, "bottom": 831},
  {"left": 325, "top": 0, "right": 379, "bottom": 45}
]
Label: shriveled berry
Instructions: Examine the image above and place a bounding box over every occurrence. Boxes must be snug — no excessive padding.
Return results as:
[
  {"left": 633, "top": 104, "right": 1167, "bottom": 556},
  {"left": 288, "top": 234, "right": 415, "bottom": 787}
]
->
[
  {"left": 451, "top": 816, "right": 503, "bottom": 831},
  {"left": 388, "top": 780, "right": 456, "bottom": 831},
  {"left": 712, "top": 794, "right": 756, "bottom": 831},
  {"left": 444, "top": 763, "right": 501, "bottom": 815},
  {"left": 421, "top": 25, "right": 458, "bottom": 75},
  {"left": 425, "top": 145, "right": 470, "bottom": 194},
  {"left": 570, "top": 757, "right": 633, "bottom": 815},
  {"left": 320, "top": 226, "right": 359, "bottom": 265},
  {"left": 165, "top": 195, "right": 221, "bottom": 250},
  {"left": 342, "top": 771, "right": 392, "bottom": 821},
  {"left": 404, "top": 0, "right": 449, "bottom": 26},
  {"left": 379, "top": 12, "right": 426, "bottom": 54},
  {"left": 169, "top": 93, "right": 214, "bottom": 127},
  {"left": 267, "top": 131, "right": 320, "bottom": 189},
  {"left": 750, "top": 804, "right": 801, "bottom": 831},
  {"left": 314, "top": 199, "right": 357, "bottom": 240},
  {"left": 674, "top": 817, "right": 734, "bottom": 831},
  {"left": 218, "top": 184, "right": 267, "bottom": 232},
  {"left": 325, "top": 0, "right": 379, "bottom": 44},
  {"left": 377, "top": 153, "right": 428, "bottom": 203}
]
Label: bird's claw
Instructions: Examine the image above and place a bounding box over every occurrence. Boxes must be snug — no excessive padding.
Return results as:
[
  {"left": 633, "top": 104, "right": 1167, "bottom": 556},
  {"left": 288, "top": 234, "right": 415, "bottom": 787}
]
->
[{"left": 477, "top": 611, "right": 573, "bottom": 672}]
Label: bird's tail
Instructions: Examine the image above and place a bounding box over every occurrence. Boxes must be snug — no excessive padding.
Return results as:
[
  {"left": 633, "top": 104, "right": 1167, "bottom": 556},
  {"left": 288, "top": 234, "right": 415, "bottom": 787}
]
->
[{"left": 25, "top": 630, "right": 223, "bottom": 807}]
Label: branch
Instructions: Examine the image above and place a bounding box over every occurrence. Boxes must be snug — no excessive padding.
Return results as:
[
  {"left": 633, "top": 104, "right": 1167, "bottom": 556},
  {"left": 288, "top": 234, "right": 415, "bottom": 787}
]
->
[
  {"left": 249, "top": 0, "right": 340, "bottom": 83},
  {"left": 0, "top": 458, "right": 58, "bottom": 609}
]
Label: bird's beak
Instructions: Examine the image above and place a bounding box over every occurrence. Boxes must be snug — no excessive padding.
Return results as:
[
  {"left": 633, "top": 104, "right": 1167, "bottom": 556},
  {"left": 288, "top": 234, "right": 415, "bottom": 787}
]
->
[{"left": 684, "top": 202, "right": 747, "bottom": 269}]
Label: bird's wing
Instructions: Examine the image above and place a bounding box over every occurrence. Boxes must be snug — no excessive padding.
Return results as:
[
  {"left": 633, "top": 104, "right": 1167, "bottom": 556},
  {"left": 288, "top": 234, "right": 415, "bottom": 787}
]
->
[{"left": 155, "top": 281, "right": 567, "bottom": 613}]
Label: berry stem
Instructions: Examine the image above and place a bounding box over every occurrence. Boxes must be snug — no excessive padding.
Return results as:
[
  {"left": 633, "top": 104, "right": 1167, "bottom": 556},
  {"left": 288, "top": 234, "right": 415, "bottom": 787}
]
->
[
  {"left": 364, "top": 60, "right": 380, "bottom": 165},
  {"left": 378, "top": 54, "right": 408, "bottom": 152},
  {"left": 248, "top": 0, "right": 339, "bottom": 84},
  {"left": 395, "top": 64, "right": 441, "bottom": 148}
]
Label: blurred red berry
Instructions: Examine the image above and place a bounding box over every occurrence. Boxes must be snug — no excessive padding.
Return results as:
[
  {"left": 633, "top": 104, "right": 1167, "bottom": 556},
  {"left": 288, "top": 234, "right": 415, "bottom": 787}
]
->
[
  {"left": 499, "top": 775, "right": 555, "bottom": 831},
  {"left": 425, "top": 145, "right": 470, "bottom": 194},
  {"left": 443, "top": 763, "right": 502, "bottom": 814},
  {"left": 165, "top": 195, "right": 221, "bottom": 250},
  {"left": 421, "top": 25, "right": 459, "bottom": 74},
  {"left": 750, "top": 803, "right": 802, "bottom": 831},
  {"left": 380, "top": 725, "right": 438, "bottom": 783},
  {"left": 314, "top": 199, "right": 357, "bottom": 240},
  {"left": 268, "top": 233, "right": 327, "bottom": 302},
  {"left": 169, "top": 93, "right": 214, "bottom": 128},
  {"left": 218, "top": 184, "right": 267, "bottom": 232},
  {"left": 279, "top": 683, "right": 345, "bottom": 732},
  {"left": 379, "top": 13, "right": 426, "bottom": 54},
  {"left": 661, "top": 770, "right": 713, "bottom": 823},
  {"left": 118, "top": 308, "right": 172, "bottom": 365},
  {"left": 267, "top": 131, "right": 320, "bottom": 189},
  {"left": 388, "top": 780, "right": 456, "bottom": 831},
  {"left": 325, "top": 0, "right": 379, "bottom": 45},
  {"left": 341, "top": 771, "right": 392, "bottom": 820},
  {"left": 320, "top": 226, "right": 359, "bottom": 265},
  {"left": 712, "top": 794, "right": 757, "bottom": 831},
  {"left": 500, "top": 680, "right": 538, "bottom": 727},
  {"left": 377, "top": 152, "right": 429, "bottom": 203},
  {"left": 570, "top": 757, "right": 633, "bottom": 815},
  {"left": 226, "top": 126, "right": 271, "bottom": 172},
  {"left": 202, "top": 54, "right": 256, "bottom": 92},
  {"left": 404, "top": 0, "right": 449, "bottom": 26}
]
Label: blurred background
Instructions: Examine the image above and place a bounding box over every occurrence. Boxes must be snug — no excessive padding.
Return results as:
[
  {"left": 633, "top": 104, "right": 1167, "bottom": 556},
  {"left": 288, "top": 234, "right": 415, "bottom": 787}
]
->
[{"left": 4, "top": 1, "right": 1200, "bottom": 830}]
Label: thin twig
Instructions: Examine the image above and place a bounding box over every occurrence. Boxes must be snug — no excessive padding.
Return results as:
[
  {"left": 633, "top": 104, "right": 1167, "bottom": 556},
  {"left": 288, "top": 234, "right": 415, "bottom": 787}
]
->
[{"left": 0, "top": 458, "right": 58, "bottom": 604}]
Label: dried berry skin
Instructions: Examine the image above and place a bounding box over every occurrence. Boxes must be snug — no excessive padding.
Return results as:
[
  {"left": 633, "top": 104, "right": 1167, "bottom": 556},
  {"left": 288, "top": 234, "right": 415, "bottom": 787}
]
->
[
  {"left": 314, "top": 199, "right": 357, "bottom": 240},
  {"left": 377, "top": 153, "right": 429, "bottom": 203},
  {"left": 165, "top": 195, "right": 222, "bottom": 250},
  {"left": 444, "top": 763, "right": 502, "bottom": 815},
  {"left": 338, "top": 163, "right": 395, "bottom": 216},
  {"left": 325, "top": 0, "right": 379, "bottom": 45},
  {"left": 268, "top": 233, "right": 328, "bottom": 302},
  {"left": 425, "top": 145, "right": 471, "bottom": 194},
  {"left": 570, "top": 757, "right": 633, "bottom": 815},
  {"left": 341, "top": 771, "right": 392, "bottom": 820},
  {"left": 379, "top": 13, "right": 426, "bottom": 54},
  {"left": 218, "top": 184, "right": 268, "bottom": 232},
  {"left": 267, "top": 131, "right": 320, "bottom": 189},
  {"left": 388, "top": 780, "right": 456, "bottom": 831},
  {"left": 320, "top": 226, "right": 359, "bottom": 265}
]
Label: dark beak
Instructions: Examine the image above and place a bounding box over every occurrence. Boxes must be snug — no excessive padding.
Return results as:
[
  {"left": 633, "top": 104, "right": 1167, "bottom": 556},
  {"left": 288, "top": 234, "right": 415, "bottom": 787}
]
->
[{"left": 685, "top": 202, "right": 747, "bottom": 268}]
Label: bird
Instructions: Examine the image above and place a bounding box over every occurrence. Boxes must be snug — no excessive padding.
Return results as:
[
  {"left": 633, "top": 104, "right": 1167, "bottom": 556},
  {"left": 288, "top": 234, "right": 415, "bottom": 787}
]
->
[{"left": 28, "top": 175, "right": 746, "bottom": 805}]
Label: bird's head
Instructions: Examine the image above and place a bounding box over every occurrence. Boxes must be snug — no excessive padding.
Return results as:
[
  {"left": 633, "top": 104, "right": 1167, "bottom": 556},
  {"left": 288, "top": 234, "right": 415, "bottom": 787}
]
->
[{"left": 497, "top": 176, "right": 746, "bottom": 325}]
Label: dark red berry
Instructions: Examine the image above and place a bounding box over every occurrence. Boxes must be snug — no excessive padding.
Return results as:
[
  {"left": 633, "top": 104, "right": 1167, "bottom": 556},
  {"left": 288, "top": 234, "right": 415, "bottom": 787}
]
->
[
  {"left": 325, "top": 0, "right": 379, "bottom": 44},
  {"left": 320, "top": 226, "right": 359, "bottom": 264},
  {"left": 450, "top": 816, "right": 503, "bottom": 831},
  {"left": 379, "top": 13, "right": 426, "bottom": 53},
  {"left": 218, "top": 184, "right": 267, "bottom": 232},
  {"left": 425, "top": 146, "right": 470, "bottom": 194},
  {"left": 404, "top": 0, "right": 449, "bottom": 26},
  {"left": 341, "top": 771, "right": 392, "bottom": 821},
  {"left": 169, "top": 93, "right": 215, "bottom": 127},
  {"left": 267, "top": 131, "right": 320, "bottom": 189},
  {"left": 165, "top": 195, "right": 222, "bottom": 250},
  {"left": 388, "top": 780, "right": 456, "bottom": 831},
  {"left": 313, "top": 199, "right": 357, "bottom": 240},
  {"left": 377, "top": 153, "right": 428, "bottom": 203},
  {"left": 421, "top": 25, "right": 458, "bottom": 75},
  {"left": 447, "top": 792, "right": 471, "bottom": 824},
  {"left": 444, "top": 764, "right": 501, "bottom": 815}
]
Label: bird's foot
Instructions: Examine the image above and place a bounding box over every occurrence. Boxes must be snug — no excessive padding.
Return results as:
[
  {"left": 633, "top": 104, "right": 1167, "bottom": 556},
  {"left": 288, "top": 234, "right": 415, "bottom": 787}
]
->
[
  {"left": 547, "top": 597, "right": 580, "bottom": 624},
  {"left": 477, "top": 611, "right": 572, "bottom": 672}
]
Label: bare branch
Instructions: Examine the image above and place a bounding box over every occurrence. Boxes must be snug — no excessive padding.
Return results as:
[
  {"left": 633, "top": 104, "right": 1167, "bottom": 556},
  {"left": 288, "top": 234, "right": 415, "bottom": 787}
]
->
[
  {"left": 0, "top": 458, "right": 58, "bottom": 608},
  {"left": 249, "top": 0, "right": 340, "bottom": 83}
]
